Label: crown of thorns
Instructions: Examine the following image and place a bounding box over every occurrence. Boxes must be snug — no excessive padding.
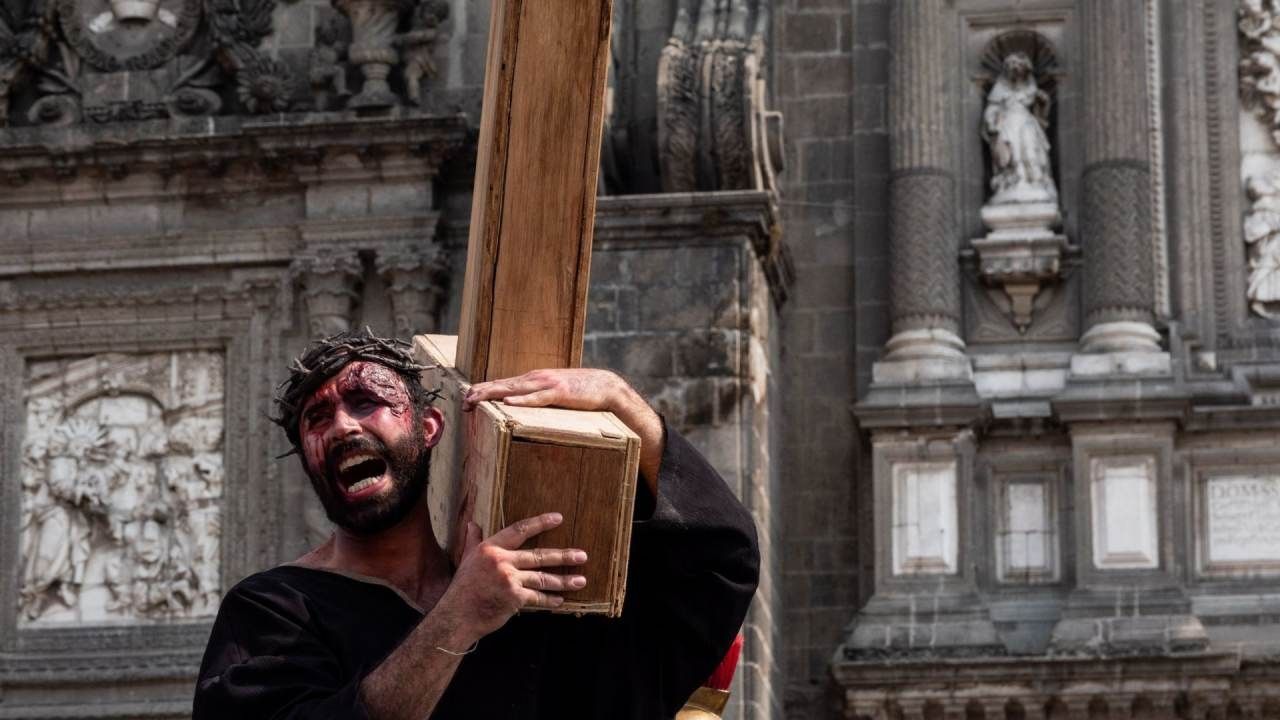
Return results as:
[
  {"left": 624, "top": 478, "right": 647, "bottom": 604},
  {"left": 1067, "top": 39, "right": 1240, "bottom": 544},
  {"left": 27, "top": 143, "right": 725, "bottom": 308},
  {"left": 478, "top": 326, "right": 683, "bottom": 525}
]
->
[{"left": 272, "top": 328, "right": 440, "bottom": 454}]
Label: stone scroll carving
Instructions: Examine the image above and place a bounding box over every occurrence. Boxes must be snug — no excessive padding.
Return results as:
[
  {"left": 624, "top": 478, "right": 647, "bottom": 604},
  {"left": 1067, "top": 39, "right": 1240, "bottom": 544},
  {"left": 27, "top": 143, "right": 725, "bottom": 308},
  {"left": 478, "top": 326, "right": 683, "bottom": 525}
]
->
[
  {"left": 970, "top": 31, "right": 1068, "bottom": 333},
  {"left": 19, "top": 351, "right": 224, "bottom": 625},
  {"left": 657, "top": 0, "right": 784, "bottom": 193}
]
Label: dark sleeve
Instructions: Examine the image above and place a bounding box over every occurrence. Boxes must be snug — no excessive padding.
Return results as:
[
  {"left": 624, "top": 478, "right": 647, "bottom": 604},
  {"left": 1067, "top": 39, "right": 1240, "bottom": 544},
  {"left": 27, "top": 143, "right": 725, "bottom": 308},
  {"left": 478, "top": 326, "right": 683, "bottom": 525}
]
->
[
  {"left": 628, "top": 418, "right": 760, "bottom": 715},
  {"left": 193, "top": 580, "right": 371, "bottom": 720}
]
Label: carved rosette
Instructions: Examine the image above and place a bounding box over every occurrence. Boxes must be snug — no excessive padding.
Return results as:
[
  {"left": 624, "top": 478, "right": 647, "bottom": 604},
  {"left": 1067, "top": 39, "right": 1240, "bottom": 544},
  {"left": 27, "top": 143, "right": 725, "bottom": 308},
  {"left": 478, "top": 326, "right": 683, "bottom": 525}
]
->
[
  {"left": 296, "top": 253, "right": 363, "bottom": 337},
  {"left": 375, "top": 247, "right": 449, "bottom": 337},
  {"left": 657, "top": 0, "right": 783, "bottom": 193}
]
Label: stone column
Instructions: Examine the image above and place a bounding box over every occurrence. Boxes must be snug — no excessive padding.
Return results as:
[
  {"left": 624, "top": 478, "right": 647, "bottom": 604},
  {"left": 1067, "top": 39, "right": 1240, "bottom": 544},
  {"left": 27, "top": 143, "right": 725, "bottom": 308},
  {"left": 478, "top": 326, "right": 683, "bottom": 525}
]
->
[
  {"left": 876, "top": 0, "right": 969, "bottom": 384},
  {"left": 1078, "top": 0, "right": 1161, "bottom": 355}
]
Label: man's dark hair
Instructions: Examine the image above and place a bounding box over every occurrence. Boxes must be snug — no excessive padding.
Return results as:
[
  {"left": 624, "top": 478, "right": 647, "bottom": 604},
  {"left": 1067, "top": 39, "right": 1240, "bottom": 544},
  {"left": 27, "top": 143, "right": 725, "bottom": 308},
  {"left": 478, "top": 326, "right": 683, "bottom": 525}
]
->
[{"left": 272, "top": 328, "right": 439, "bottom": 454}]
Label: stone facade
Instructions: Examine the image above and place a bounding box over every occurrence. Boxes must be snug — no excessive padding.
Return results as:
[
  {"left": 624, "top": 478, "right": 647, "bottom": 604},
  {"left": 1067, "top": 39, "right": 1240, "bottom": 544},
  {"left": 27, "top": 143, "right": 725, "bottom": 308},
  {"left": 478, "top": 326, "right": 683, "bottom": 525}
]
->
[{"left": 5, "top": 1, "right": 1280, "bottom": 719}]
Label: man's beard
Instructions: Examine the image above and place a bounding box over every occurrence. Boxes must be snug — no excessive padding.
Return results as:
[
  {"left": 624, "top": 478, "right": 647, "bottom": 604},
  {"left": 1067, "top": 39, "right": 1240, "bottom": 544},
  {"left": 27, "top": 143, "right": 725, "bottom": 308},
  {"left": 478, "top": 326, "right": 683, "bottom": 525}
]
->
[{"left": 307, "top": 428, "right": 431, "bottom": 536}]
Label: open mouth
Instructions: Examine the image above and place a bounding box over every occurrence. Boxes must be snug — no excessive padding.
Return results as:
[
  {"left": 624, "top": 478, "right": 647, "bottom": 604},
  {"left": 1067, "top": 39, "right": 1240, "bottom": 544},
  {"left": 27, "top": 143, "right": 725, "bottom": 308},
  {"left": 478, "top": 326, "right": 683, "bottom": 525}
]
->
[{"left": 335, "top": 452, "right": 389, "bottom": 496}]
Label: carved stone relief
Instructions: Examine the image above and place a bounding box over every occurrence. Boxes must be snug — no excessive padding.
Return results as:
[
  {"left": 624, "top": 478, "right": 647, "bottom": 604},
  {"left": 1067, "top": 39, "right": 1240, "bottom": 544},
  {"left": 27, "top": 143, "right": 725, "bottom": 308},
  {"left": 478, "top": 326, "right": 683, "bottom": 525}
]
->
[
  {"left": 0, "top": 0, "right": 452, "bottom": 125},
  {"left": 970, "top": 31, "right": 1068, "bottom": 334},
  {"left": 1202, "top": 474, "right": 1280, "bottom": 573},
  {"left": 656, "top": 0, "right": 783, "bottom": 193},
  {"left": 19, "top": 351, "right": 224, "bottom": 625},
  {"left": 1239, "top": 0, "right": 1280, "bottom": 320}
]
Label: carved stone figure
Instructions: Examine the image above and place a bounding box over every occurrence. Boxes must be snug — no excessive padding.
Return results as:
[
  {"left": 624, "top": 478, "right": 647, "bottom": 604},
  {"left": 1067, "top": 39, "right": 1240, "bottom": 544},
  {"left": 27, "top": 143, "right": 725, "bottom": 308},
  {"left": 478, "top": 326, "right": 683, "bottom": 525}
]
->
[
  {"left": 334, "top": 0, "right": 400, "bottom": 109},
  {"left": 397, "top": 0, "right": 449, "bottom": 107},
  {"left": 983, "top": 52, "right": 1057, "bottom": 205},
  {"left": 657, "top": 0, "right": 784, "bottom": 193},
  {"left": 1244, "top": 172, "right": 1280, "bottom": 318},
  {"left": 1240, "top": 0, "right": 1280, "bottom": 132},
  {"left": 19, "top": 352, "right": 225, "bottom": 625},
  {"left": 970, "top": 33, "right": 1067, "bottom": 334},
  {"left": 310, "top": 14, "right": 351, "bottom": 111}
]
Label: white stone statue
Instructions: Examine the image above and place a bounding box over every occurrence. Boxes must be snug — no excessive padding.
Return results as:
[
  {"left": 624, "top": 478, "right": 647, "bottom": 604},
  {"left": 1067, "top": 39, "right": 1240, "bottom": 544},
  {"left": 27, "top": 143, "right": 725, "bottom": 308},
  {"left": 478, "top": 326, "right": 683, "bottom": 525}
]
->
[
  {"left": 982, "top": 52, "right": 1057, "bottom": 205},
  {"left": 1244, "top": 172, "right": 1280, "bottom": 318}
]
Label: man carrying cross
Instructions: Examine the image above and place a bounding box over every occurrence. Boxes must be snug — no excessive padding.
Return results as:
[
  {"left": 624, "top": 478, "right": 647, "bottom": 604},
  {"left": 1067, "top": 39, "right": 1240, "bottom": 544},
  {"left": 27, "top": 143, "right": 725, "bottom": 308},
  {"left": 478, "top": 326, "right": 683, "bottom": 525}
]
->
[{"left": 192, "top": 329, "right": 759, "bottom": 719}]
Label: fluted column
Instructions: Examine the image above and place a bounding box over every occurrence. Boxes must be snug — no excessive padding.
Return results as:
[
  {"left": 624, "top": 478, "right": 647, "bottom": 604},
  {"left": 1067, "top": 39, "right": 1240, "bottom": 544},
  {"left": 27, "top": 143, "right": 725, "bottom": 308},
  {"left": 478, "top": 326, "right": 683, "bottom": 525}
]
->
[
  {"left": 1078, "top": 0, "right": 1161, "bottom": 353},
  {"left": 878, "top": 0, "right": 968, "bottom": 381}
]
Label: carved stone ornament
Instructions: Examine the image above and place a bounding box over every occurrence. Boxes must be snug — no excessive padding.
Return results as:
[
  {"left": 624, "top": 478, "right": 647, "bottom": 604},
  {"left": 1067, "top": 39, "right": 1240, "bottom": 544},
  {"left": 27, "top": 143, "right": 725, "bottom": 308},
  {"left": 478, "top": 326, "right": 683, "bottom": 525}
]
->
[
  {"left": 971, "top": 31, "right": 1068, "bottom": 333},
  {"left": 375, "top": 246, "right": 449, "bottom": 336},
  {"left": 0, "top": 0, "right": 296, "bottom": 127},
  {"left": 296, "top": 252, "right": 364, "bottom": 337},
  {"left": 1240, "top": 0, "right": 1280, "bottom": 137},
  {"left": 1243, "top": 172, "right": 1280, "bottom": 319},
  {"left": 657, "top": 0, "right": 784, "bottom": 193},
  {"left": 20, "top": 352, "right": 224, "bottom": 625}
]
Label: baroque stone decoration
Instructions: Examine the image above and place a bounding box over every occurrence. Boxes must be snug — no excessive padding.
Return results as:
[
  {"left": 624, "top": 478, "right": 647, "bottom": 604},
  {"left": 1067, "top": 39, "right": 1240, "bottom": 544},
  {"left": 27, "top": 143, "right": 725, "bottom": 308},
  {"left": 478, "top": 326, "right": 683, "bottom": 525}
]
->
[
  {"left": 1240, "top": 1, "right": 1280, "bottom": 320},
  {"left": 656, "top": 0, "right": 783, "bottom": 194},
  {"left": 0, "top": 0, "right": 452, "bottom": 125},
  {"left": 971, "top": 31, "right": 1068, "bottom": 334},
  {"left": 19, "top": 351, "right": 224, "bottom": 625},
  {"left": 1243, "top": 172, "right": 1280, "bottom": 318}
]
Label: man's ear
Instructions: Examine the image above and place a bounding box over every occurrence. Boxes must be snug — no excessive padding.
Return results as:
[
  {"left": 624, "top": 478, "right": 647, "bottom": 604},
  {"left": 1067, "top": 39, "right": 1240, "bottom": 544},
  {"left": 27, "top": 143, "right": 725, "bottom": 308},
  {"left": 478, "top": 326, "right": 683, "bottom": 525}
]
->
[{"left": 421, "top": 406, "right": 444, "bottom": 449}]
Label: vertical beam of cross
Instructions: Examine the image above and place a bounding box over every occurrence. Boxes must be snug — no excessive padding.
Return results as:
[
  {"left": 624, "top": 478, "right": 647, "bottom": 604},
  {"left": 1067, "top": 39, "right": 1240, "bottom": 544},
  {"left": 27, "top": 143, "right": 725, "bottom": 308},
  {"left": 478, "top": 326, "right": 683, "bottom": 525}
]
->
[{"left": 456, "top": 0, "right": 614, "bottom": 383}]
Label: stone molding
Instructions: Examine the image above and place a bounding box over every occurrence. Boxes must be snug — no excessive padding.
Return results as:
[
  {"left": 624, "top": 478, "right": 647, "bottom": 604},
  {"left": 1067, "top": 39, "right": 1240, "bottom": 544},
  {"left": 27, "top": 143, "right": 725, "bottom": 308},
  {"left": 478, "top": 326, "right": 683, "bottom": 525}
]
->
[{"left": 0, "top": 112, "right": 467, "bottom": 187}]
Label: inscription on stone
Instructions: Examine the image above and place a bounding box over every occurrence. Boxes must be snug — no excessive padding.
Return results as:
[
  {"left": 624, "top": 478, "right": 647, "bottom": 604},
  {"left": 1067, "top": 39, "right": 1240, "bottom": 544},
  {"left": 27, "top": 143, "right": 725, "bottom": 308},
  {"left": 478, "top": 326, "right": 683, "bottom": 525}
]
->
[{"left": 1205, "top": 475, "right": 1280, "bottom": 566}]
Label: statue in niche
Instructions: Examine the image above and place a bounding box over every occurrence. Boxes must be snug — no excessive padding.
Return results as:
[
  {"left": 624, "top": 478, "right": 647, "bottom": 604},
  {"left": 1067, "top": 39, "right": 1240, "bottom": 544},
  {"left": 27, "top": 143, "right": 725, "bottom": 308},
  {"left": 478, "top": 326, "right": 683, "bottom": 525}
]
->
[
  {"left": 982, "top": 51, "right": 1057, "bottom": 205},
  {"left": 1244, "top": 172, "right": 1280, "bottom": 319}
]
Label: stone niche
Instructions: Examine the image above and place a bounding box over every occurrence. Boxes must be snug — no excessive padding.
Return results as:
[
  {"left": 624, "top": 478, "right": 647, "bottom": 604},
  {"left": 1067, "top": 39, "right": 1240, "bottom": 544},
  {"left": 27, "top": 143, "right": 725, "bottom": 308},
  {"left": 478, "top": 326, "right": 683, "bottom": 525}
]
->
[
  {"left": 1089, "top": 455, "right": 1159, "bottom": 571},
  {"left": 890, "top": 460, "right": 958, "bottom": 576},
  {"left": 19, "top": 351, "right": 224, "bottom": 626}
]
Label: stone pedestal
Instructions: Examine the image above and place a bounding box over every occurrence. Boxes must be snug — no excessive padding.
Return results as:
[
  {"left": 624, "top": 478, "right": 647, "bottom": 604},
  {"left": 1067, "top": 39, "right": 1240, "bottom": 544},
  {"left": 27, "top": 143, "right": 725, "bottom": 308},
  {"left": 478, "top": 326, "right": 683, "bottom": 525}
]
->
[{"left": 972, "top": 202, "right": 1067, "bottom": 333}]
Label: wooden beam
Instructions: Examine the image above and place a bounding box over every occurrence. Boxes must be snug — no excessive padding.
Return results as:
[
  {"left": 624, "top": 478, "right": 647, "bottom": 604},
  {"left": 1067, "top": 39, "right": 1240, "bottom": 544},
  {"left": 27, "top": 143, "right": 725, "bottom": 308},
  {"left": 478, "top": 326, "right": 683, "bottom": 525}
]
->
[{"left": 456, "top": 0, "right": 614, "bottom": 382}]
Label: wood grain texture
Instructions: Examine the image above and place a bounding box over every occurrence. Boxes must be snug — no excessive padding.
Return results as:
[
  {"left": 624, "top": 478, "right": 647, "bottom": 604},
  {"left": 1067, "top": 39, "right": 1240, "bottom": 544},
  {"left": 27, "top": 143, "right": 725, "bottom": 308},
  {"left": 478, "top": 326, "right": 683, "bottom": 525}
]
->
[{"left": 456, "top": 0, "right": 614, "bottom": 383}]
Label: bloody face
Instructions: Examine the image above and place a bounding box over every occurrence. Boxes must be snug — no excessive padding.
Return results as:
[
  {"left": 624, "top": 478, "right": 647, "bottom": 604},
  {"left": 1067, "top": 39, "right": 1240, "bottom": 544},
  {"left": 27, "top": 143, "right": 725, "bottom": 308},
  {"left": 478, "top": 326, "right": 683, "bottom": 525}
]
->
[{"left": 297, "top": 361, "right": 430, "bottom": 535}]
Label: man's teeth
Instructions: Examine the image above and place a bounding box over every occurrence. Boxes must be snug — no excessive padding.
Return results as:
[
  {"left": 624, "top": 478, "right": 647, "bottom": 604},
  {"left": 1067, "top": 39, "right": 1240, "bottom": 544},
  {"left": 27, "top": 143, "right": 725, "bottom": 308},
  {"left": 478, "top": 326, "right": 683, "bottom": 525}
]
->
[
  {"left": 346, "top": 476, "right": 382, "bottom": 493},
  {"left": 338, "top": 453, "right": 378, "bottom": 473}
]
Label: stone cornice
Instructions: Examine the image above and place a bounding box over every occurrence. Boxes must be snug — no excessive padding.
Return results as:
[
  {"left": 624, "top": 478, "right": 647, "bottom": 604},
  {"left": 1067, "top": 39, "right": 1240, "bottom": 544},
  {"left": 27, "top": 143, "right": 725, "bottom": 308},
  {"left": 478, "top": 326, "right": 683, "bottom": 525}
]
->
[
  {"left": 0, "top": 111, "right": 469, "bottom": 185},
  {"left": 595, "top": 191, "right": 793, "bottom": 306}
]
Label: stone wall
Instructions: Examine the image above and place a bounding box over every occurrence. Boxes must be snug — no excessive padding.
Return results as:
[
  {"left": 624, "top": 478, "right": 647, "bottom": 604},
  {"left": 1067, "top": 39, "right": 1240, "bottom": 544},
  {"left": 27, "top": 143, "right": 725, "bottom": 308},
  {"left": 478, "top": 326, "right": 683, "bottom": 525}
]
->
[{"left": 772, "top": 1, "right": 862, "bottom": 717}]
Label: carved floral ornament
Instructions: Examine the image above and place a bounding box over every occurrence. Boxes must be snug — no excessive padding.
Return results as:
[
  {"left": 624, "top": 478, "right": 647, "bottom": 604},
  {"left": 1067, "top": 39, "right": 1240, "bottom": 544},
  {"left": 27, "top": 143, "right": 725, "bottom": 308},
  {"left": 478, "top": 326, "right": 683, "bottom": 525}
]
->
[
  {"left": 0, "top": 0, "right": 450, "bottom": 127},
  {"left": 1240, "top": 0, "right": 1280, "bottom": 320}
]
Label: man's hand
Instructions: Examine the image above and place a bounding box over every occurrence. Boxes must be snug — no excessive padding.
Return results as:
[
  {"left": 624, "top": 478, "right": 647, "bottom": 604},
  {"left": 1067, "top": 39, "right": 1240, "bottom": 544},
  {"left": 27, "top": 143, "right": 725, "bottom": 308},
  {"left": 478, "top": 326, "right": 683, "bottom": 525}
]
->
[
  {"left": 361, "top": 512, "right": 586, "bottom": 720},
  {"left": 463, "top": 369, "right": 664, "bottom": 492},
  {"left": 436, "top": 513, "right": 588, "bottom": 642}
]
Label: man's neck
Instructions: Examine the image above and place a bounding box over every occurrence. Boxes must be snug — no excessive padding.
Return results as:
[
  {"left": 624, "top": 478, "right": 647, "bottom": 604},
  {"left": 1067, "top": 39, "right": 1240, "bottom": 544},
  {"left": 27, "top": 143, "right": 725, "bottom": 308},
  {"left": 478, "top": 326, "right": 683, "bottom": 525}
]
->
[{"left": 298, "top": 498, "right": 453, "bottom": 610}]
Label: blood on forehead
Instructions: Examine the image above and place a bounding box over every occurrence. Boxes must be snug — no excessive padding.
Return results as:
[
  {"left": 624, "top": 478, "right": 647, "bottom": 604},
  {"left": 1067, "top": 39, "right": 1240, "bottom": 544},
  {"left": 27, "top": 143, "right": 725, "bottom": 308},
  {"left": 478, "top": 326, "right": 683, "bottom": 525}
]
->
[{"left": 337, "top": 361, "right": 412, "bottom": 413}]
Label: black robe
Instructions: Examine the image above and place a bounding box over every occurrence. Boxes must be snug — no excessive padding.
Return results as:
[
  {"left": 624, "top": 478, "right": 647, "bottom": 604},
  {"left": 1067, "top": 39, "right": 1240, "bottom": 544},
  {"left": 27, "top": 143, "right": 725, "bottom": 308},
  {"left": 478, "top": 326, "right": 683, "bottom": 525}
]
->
[{"left": 193, "top": 423, "right": 760, "bottom": 719}]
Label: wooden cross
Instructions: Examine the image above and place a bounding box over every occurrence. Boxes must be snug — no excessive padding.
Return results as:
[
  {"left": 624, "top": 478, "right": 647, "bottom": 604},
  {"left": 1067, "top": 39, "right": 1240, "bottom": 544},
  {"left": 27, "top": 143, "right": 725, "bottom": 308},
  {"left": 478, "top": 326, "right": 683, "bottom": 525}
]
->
[{"left": 412, "top": 0, "right": 638, "bottom": 617}]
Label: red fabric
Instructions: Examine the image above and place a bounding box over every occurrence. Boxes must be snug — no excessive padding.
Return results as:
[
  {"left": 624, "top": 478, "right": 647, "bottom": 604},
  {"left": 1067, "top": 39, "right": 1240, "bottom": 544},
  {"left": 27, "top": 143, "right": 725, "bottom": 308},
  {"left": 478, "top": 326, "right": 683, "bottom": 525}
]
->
[{"left": 705, "top": 634, "right": 743, "bottom": 691}]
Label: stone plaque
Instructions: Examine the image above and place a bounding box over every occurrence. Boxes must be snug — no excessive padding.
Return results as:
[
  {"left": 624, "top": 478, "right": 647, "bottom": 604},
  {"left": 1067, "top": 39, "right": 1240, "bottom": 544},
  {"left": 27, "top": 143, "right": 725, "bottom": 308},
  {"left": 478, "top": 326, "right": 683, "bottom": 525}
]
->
[
  {"left": 997, "top": 478, "right": 1055, "bottom": 582},
  {"left": 1204, "top": 475, "right": 1280, "bottom": 570},
  {"left": 19, "top": 351, "right": 224, "bottom": 626},
  {"left": 891, "top": 461, "right": 958, "bottom": 575},
  {"left": 1090, "top": 456, "right": 1159, "bottom": 570}
]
